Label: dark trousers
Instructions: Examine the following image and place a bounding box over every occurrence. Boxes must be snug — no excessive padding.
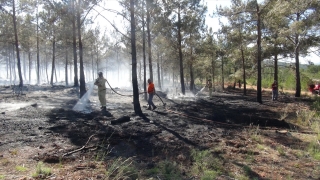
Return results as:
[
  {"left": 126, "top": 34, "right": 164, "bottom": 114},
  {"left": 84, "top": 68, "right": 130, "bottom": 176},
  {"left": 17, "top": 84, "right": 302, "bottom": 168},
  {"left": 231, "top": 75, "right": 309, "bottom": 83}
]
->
[{"left": 148, "top": 93, "right": 155, "bottom": 108}]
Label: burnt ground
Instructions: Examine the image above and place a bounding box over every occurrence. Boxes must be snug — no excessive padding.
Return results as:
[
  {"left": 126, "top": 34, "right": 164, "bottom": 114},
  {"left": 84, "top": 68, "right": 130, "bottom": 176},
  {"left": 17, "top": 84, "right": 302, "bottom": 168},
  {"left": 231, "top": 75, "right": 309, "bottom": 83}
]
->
[{"left": 0, "top": 85, "right": 319, "bottom": 180}]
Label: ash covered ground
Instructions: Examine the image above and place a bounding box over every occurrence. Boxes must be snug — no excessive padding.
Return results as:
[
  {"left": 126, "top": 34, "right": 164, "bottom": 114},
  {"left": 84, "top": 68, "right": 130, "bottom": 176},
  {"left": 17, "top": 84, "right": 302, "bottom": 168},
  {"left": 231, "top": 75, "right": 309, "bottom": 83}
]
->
[{"left": 0, "top": 84, "right": 318, "bottom": 180}]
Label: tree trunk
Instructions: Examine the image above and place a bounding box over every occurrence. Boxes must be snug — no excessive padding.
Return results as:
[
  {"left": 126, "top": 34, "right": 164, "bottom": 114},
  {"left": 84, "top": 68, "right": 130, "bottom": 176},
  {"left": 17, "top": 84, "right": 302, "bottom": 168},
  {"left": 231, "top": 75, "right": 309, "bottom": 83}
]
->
[
  {"left": 157, "top": 52, "right": 161, "bottom": 90},
  {"left": 221, "top": 56, "right": 224, "bottom": 90},
  {"left": 189, "top": 62, "right": 194, "bottom": 92},
  {"left": 233, "top": 67, "right": 236, "bottom": 89},
  {"left": 36, "top": 5, "right": 40, "bottom": 85},
  {"left": 211, "top": 53, "right": 215, "bottom": 91},
  {"left": 65, "top": 47, "right": 68, "bottom": 86},
  {"left": 172, "top": 66, "right": 174, "bottom": 87},
  {"left": 45, "top": 52, "right": 49, "bottom": 83},
  {"left": 117, "top": 51, "right": 120, "bottom": 82},
  {"left": 142, "top": 0, "right": 147, "bottom": 100},
  {"left": 28, "top": 52, "right": 31, "bottom": 84},
  {"left": 146, "top": 0, "right": 153, "bottom": 81},
  {"left": 23, "top": 53, "right": 26, "bottom": 81},
  {"left": 9, "top": 49, "right": 12, "bottom": 84},
  {"left": 70, "top": 64, "right": 72, "bottom": 84},
  {"left": 91, "top": 51, "right": 94, "bottom": 81},
  {"left": 256, "top": 2, "right": 262, "bottom": 103},
  {"left": 77, "top": 0, "right": 86, "bottom": 98},
  {"left": 189, "top": 48, "right": 194, "bottom": 92},
  {"left": 241, "top": 47, "right": 246, "bottom": 95},
  {"left": 130, "top": 0, "right": 142, "bottom": 115},
  {"left": 12, "top": 0, "right": 23, "bottom": 87},
  {"left": 178, "top": 6, "right": 185, "bottom": 95},
  {"left": 139, "top": 59, "right": 141, "bottom": 82},
  {"left": 50, "top": 38, "right": 56, "bottom": 86},
  {"left": 6, "top": 48, "right": 9, "bottom": 79},
  {"left": 72, "top": 0, "right": 79, "bottom": 87},
  {"left": 161, "top": 56, "right": 164, "bottom": 89},
  {"left": 294, "top": 13, "right": 301, "bottom": 97},
  {"left": 13, "top": 45, "right": 16, "bottom": 83},
  {"left": 274, "top": 53, "right": 278, "bottom": 84},
  {"left": 55, "top": 67, "right": 58, "bottom": 83}
]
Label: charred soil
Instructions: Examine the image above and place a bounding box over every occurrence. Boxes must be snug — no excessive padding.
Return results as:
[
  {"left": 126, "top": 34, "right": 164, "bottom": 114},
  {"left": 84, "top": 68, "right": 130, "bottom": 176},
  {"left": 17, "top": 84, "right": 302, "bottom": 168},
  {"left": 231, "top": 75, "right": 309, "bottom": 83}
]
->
[{"left": 0, "top": 85, "right": 319, "bottom": 180}]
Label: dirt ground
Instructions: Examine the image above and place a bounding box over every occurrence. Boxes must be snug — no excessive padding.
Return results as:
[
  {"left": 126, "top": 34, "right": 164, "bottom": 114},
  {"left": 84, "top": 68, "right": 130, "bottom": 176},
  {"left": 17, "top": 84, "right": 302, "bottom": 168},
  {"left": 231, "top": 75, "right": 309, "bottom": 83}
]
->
[{"left": 0, "top": 84, "right": 319, "bottom": 180}]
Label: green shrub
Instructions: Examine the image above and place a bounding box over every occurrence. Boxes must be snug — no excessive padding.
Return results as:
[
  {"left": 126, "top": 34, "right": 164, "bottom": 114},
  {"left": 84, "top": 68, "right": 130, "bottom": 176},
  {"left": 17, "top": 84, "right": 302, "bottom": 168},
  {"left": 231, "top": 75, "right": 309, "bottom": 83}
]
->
[
  {"left": 158, "top": 160, "right": 182, "bottom": 180},
  {"left": 32, "top": 162, "right": 52, "bottom": 178},
  {"left": 201, "top": 170, "right": 220, "bottom": 180},
  {"left": 243, "top": 165, "right": 252, "bottom": 176},
  {"left": 146, "top": 167, "right": 159, "bottom": 176},
  {"left": 296, "top": 109, "right": 315, "bottom": 126},
  {"left": 15, "top": 165, "right": 27, "bottom": 172},
  {"left": 105, "top": 157, "right": 137, "bottom": 180},
  {"left": 277, "top": 146, "right": 286, "bottom": 156},
  {"left": 308, "top": 140, "right": 320, "bottom": 160},
  {"left": 312, "top": 97, "right": 320, "bottom": 114},
  {"left": 191, "top": 149, "right": 223, "bottom": 179}
]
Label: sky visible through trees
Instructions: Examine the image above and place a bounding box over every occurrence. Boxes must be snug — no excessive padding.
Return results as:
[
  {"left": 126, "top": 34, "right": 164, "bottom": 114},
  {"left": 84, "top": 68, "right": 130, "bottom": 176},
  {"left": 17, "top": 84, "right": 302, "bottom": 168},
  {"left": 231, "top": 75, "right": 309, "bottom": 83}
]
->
[
  {"left": 95, "top": 0, "right": 319, "bottom": 65},
  {"left": 0, "top": 0, "right": 319, "bottom": 101}
]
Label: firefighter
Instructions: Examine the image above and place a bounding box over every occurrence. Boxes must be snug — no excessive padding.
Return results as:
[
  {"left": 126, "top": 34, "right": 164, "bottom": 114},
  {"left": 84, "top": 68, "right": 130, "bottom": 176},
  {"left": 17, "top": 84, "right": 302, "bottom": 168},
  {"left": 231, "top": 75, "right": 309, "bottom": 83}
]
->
[
  {"left": 147, "top": 79, "right": 157, "bottom": 110},
  {"left": 94, "top": 72, "right": 107, "bottom": 111}
]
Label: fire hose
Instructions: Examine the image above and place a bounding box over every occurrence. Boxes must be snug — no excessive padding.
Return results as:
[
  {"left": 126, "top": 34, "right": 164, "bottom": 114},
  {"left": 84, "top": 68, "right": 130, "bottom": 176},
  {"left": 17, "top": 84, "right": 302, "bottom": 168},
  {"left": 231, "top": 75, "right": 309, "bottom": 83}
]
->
[
  {"left": 105, "top": 78, "right": 166, "bottom": 106},
  {"left": 102, "top": 78, "right": 295, "bottom": 131}
]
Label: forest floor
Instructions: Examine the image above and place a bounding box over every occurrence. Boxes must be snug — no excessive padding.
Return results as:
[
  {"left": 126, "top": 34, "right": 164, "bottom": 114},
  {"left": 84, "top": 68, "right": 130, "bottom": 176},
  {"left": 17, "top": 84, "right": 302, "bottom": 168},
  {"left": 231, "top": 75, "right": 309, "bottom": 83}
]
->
[{"left": 0, "top": 84, "right": 319, "bottom": 180}]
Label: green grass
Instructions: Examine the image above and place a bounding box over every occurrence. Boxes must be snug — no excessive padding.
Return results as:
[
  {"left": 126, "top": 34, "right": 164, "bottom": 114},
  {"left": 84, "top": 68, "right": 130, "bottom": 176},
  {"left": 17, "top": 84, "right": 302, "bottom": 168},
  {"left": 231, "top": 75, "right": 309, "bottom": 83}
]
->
[
  {"left": 256, "top": 144, "right": 265, "bottom": 151},
  {"left": 146, "top": 167, "right": 159, "bottom": 176},
  {"left": 307, "top": 140, "right": 320, "bottom": 160},
  {"left": 0, "top": 175, "right": 4, "bottom": 179},
  {"left": 241, "top": 165, "right": 259, "bottom": 180},
  {"left": 296, "top": 109, "right": 315, "bottom": 126},
  {"left": 1, "top": 159, "right": 10, "bottom": 166},
  {"left": 32, "top": 162, "right": 52, "bottom": 178},
  {"left": 312, "top": 96, "right": 320, "bottom": 114},
  {"left": 15, "top": 165, "right": 28, "bottom": 172},
  {"left": 191, "top": 149, "right": 223, "bottom": 179},
  {"left": 10, "top": 149, "right": 18, "bottom": 156},
  {"left": 245, "top": 151, "right": 255, "bottom": 163},
  {"left": 105, "top": 157, "right": 138, "bottom": 180},
  {"left": 145, "top": 160, "right": 182, "bottom": 180},
  {"left": 157, "top": 160, "right": 182, "bottom": 180},
  {"left": 277, "top": 146, "right": 286, "bottom": 156},
  {"left": 201, "top": 170, "right": 220, "bottom": 180}
]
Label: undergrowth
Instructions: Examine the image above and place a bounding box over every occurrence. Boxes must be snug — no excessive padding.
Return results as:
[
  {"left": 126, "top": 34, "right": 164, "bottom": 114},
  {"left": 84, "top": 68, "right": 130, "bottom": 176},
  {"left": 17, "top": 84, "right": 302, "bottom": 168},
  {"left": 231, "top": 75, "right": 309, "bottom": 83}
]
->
[
  {"left": 146, "top": 160, "right": 182, "bottom": 180},
  {"left": 32, "top": 162, "right": 52, "bottom": 178},
  {"left": 295, "top": 96, "right": 320, "bottom": 161},
  {"left": 191, "top": 149, "right": 224, "bottom": 179}
]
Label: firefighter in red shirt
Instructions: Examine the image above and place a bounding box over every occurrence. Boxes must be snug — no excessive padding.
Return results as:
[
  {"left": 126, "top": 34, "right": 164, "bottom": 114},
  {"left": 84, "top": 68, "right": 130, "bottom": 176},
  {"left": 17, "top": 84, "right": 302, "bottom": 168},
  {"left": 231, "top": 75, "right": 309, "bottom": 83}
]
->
[
  {"left": 271, "top": 80, "right": 278, "bottom": 101},
  {"left": 147, "top": 79, "right": 157, "bottom": 110}
]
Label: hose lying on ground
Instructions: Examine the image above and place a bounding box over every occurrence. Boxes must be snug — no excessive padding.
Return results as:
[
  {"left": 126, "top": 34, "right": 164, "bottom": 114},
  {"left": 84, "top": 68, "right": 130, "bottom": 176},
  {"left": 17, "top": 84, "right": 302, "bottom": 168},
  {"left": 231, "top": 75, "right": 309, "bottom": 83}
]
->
[{"left": 105, "top": 78, "right": 166, "bottom": 106}]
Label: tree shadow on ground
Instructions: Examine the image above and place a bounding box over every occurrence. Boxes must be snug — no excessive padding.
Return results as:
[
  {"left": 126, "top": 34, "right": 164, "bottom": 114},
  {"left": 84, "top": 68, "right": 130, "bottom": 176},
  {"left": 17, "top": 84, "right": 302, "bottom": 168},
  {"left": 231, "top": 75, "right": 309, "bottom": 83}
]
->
[{"left": 165, "top": 97, "right": 292, "bottom": 129}]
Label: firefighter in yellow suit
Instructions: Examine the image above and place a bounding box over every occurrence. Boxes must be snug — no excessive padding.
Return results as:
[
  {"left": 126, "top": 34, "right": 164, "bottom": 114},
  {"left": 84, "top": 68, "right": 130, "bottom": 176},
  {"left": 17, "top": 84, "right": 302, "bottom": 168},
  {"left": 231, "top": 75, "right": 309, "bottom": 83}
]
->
[
  {"left": 206, "top": 79, "right": 213, "bottom": 97},
  {"left": 94, "top": 72, "right": 107, "bottom": 111}
]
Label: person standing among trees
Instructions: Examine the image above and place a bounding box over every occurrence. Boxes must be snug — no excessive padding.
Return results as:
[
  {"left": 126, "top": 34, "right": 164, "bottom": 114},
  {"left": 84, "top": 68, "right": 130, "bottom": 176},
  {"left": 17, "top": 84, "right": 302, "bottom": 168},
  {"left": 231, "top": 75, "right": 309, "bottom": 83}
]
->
[
  {"left": 94, "top": 72, "right": 107, "bottom": 111},
  {"left": 271, "top": 80, "right": 278, "bottom": 101},
  {"left": 206, "top": 79, "right": 213, "bottom": 97},
  {"left": 147, "top": 79, "right": 157, "bottom": 110}
]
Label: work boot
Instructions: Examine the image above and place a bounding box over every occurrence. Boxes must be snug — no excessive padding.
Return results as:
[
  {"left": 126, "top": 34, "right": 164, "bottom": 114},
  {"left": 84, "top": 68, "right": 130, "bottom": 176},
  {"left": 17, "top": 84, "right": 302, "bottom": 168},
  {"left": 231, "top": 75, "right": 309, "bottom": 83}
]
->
[
  {"left": 101, "top": 106, "right": 106, "bottom": 112},
  {"left": 153, "top": 106, "right": 157, "bottom": 110},
  {"left": 147, "top": 106, "right": 151, "bottom": 110}
]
